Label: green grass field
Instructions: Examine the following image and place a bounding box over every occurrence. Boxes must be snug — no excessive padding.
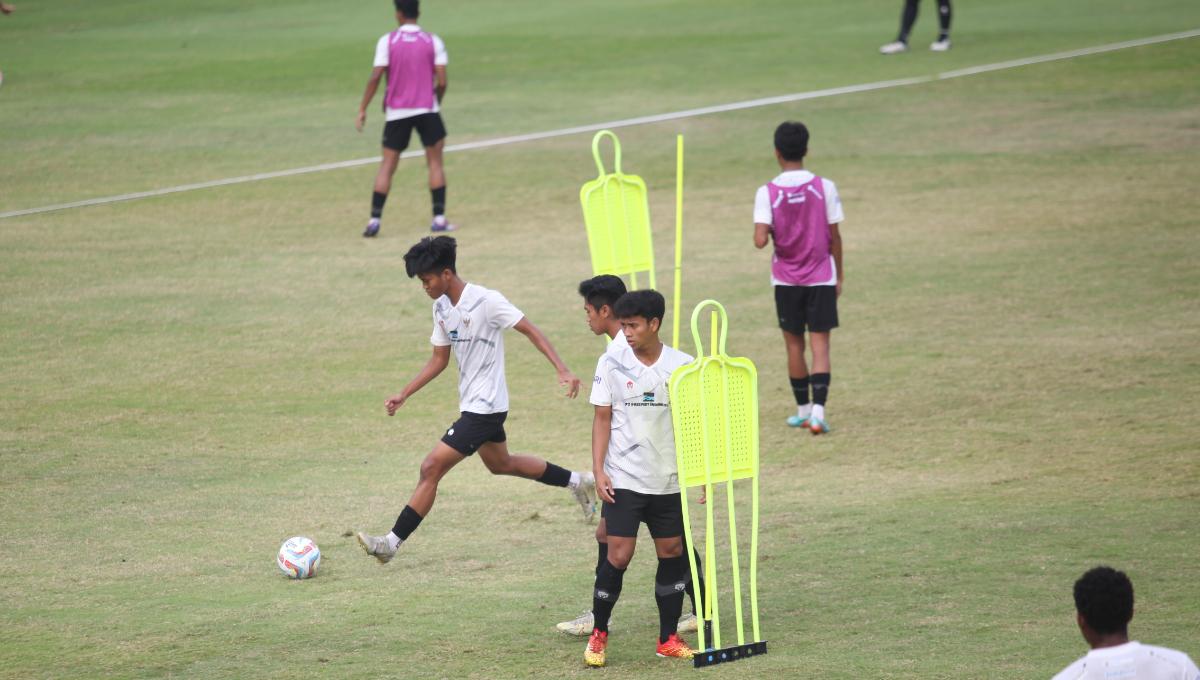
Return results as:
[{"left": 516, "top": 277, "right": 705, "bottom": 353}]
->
[{"left": 2, "top": 1, "right": 1199, "bottom": 677}]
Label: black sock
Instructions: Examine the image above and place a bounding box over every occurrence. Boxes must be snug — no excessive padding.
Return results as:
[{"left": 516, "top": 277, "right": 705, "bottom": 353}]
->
[
  {"left": 655, "top": 555, "right": 689, "bottom": 641},
  {"left": 811, "top": 372, "right": 831, "bottom": 406},
  {"left": 789, "top": 376, "right": 810, "bottom": 407},
  {"left": 685, "top": 547, "right": 705, "bottom": 615},
  {"left": 430, "top": 185, "right": 446, "bottom": 218},
  {"left": 593, "top": 559, "right": 626, "bottom": 633},
  {"left": 898, "top": 0, "right": 919, "bottom": 42},
  {"left": 371, "top": 191, "right": 387, "bottom": 219},
  {"left": 390, "top": 504, "right": 424, "bottom": 541},
  {"left": 595, "top": 541, "right": 608, "bottom": 577},
  {"left": 536, "top": 462, "right": 571, "bottom": 487},
  {"left": 937, "top": 0, "right": 952, "bottom": 39}
]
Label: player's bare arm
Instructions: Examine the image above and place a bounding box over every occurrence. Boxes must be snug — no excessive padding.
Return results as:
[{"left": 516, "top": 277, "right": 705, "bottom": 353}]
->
[
  {"left": 829, "top": 222, "right": 843, "bottom": 297},
  {"left": 0, "top": 3, "right": 13, "bottom": 15},
  {"left": 434, "top": 65, "right": 447, "bottom": 103},
  {"left": 385, "top": 344, "right": 451, "bottom": 415},
  {"left": 512, "top": 317, "right": 581, "bottom": 398},
  {"left": 356, "top": 66, "right": 387, "bottom": 132},
  {"left": 591, "top": 404, "right": 614, "bottom": 503},
  {"left": 753, "top": 222, "right": 771, "bottom": 249}
]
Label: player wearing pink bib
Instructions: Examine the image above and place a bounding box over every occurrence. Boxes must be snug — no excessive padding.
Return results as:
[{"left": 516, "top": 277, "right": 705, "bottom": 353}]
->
[
  {"left": 355, "top": 0, "right": 452, "bottom": 237},
  {"left": 754, "top": 121, "right": 844, "bottom": 434}
]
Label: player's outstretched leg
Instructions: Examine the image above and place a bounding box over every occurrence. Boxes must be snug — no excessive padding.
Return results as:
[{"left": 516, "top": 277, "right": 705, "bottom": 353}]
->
[
  {"left": 365, "top": 148, "right": 401, "bottom": 237},
  {"left": 355, "top": 442, "right": 466, "bottom": 564},
  {"left": 425, "top": 139, "right": 455, "bottom": 233},
  {"left": 476, "top": 441, "right": 595, "bottom": 521}
]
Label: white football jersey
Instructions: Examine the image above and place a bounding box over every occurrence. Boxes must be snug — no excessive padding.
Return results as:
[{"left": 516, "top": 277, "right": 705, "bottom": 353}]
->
[
  {"left": 590, "top": 341, "right": 693, "bottom": 495},
  {"left": 430, "top": 283, "right": 524, "bottom": 414},
  {"left": 1052, "top": 641, "right": 1200, "bottom": 680}
]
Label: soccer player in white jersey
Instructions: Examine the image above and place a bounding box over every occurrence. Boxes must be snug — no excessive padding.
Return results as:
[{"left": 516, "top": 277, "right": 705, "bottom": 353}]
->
[
  {"left": 356, "top": 0, "right": 453, "bottom": 237},
  {"left": 1053, "top": 566, "right": 1200, "bottom": 680},
  {"left": 754, "top": 121, "right": 844, "bottom": 434},
  {"left": 355, "top": 236, "right": 596, "bottom": 564},
  {"left": 556, "top": 276, "right": 703, "bottom": 637},
  {"left": 583, "top": 290, "right": 696, "bottom": 667}
]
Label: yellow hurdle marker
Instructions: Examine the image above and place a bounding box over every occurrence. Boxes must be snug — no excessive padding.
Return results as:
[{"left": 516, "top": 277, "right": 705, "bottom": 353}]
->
[
  {"left": 672, "top": 134, "right": 684, "bottom": 349},
  {"left": 579, "top": 130, "right": 656, "bottom": 291},
  {"left": 669, "top": 300, "right": 766, "bottom": 668}
]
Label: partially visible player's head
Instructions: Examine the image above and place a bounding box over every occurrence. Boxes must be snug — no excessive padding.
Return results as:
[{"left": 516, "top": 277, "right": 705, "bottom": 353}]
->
[
  {"left": 614, "top": 289, "right": 665, "bottom": 351},
  {"left": 1073, "top": 566, "right": 1134, "bottom": 642},
  {"left": 774, "top": 121, "right": 809, "bottom": 164},
  {"left": 395, "top": 0, "right": 419, "bottom": 20},
  {"left": 404, "top": 236, "right": 457, "bottom": 299},
  {"left": 578, "top": 275, "right": 628, "bottom": 336}
]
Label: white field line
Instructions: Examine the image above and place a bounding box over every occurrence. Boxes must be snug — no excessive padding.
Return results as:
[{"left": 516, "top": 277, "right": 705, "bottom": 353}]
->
[{"left": 2, "top": 28, "right": 1197, "bottom": 221}]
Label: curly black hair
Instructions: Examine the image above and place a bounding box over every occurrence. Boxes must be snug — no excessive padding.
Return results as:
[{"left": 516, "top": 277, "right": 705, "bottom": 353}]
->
[
  {"left": 1073, "top": 566, "right": 1134, "bottom": 635},
  {"left": 394, "top": 0, "right": 419, "bottom": 19},
  {"left": 774, "top": 121, "right": 809, "bottom": 162},
  {"left": 578, "top": 275, "right": 628, "bottom": 313},
  {"left": 404, "top": 236, "right": 456, "bottom": 278},
  {"left": 613, "top": 289, "right": 665, "bottom": 323}
]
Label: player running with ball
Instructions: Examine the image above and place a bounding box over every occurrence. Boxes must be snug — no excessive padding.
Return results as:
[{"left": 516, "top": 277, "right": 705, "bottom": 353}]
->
[{"left": 355, "top": 236, "right": 596, "bottom": 564}]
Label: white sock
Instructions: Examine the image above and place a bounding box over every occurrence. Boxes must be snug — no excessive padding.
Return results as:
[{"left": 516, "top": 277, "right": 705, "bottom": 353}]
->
[
  {"left": 797, "top": 403, "right": 812, "bottom": 418},
  {"left": 433, "top": 214, "right": 447, "bottom": 227},
  {"left": 385, "top": 531, "right": 403, "bottom": 550},
  {"left": 568, "top": 471, "right": 581, "bottom": 490},
  {"left": 811, "top": 404, "right": 826, "bottom": 422}
]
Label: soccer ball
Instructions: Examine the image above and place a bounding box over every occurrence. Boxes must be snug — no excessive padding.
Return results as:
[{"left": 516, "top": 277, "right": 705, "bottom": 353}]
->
[{"left": 277, "top": 536, "right": 321, "bottom": 579}]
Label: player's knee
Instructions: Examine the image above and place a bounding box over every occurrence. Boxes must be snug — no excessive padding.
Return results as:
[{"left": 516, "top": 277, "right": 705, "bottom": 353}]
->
[
  {"left": 418, "top": 455, "right": 448, "bottom": 483},
  {"left": 605, "top": 544, "right": 633, "bottom": 570},
  {"left": 657, "top": 538, "right": 684, "bottom": 559}
]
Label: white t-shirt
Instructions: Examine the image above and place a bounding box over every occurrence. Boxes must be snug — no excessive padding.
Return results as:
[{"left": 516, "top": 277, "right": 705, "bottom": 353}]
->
[
  {"left": 1052, "top": 642, "right": 1200, "bottom": 680},
  {"left": 373, "top": 24, "right": 448, "bottom": 121},
  {"left": 753, "top": 169, "right": 844, "bottom": 286},
  {"left": 606, "top": 330, "right": 629, "bottom": 354},
  {"left": 430, "top": 283, "right": 524, "bottom": 414},
  {"left": 590, "top": 342, "right": 694, "bottom": 495}
]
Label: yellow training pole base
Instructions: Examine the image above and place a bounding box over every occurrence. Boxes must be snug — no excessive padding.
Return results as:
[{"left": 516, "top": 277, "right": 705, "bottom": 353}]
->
[{"left": 692, "top": 640, "right": 768, "bottom": 668}]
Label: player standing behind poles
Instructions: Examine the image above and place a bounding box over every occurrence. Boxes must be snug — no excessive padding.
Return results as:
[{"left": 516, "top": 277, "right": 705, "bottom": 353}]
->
[
  {"left": 754, "top": 121, "right": 844, "bottom": 435},
  {"left": 556, "top": 276, "right": 702, "bottom": 637},
  {"left": 880, "top": 0, "right": 952, "bottom": 54},
  {"left": 355, "top": 236, "right": 597, "bottom": 564},
  {"left": 355, "top": 0, "right": 454, "bottom": 237},
  {"left": 583, "top": 290, "right": 696, "bottom": 668},
  {"left": 1053, "top": 566, "right": 1200, "bottom": 680}
]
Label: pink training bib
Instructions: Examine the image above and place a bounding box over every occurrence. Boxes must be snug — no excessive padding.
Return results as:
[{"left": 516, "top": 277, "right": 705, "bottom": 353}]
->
[
  {"left": 767, "top": 177, "right": 833, "bottom": 286},
  {"left": 385, "top": 29, "right": 436, "bottom": 111}
]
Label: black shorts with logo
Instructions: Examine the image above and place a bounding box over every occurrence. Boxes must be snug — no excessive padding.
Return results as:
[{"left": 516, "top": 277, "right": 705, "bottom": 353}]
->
[
  {"left": 441, "top": 411, "right": 506, "bottom": 456},
  {"left": 775, "top": 284, "right": 839, "bottom": 334},
  {"left": 602, "top": 488, "right": 685, "bottom": 538},
  {"left": 382, "top": 112, "right": 447, "bottom": 152}
]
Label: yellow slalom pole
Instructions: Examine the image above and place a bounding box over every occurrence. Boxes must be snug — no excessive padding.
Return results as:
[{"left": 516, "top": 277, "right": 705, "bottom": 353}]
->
[{"left": 672, "top": 135, "right": 684, "bottom": 349}]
